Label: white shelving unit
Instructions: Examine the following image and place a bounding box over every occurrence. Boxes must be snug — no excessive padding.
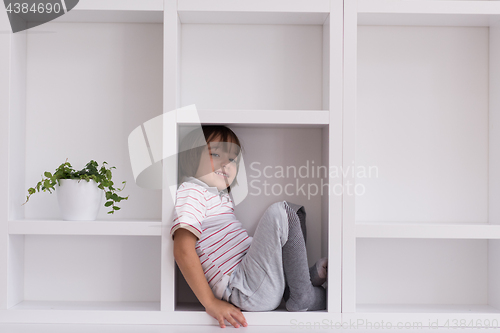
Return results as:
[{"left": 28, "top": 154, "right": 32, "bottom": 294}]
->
[
  {"left": 3, "top": 0, "right": 498, "bottom": 328},
  {"left": 0, "top": 0, "right": 343, "bottom": 326},
  {"left": 343, "top": 0, "right": 500, "bottom": 327},
  {"left": 166, "top": 0, "right": 343, "bottom": 324},
  {"left": 1, "top": 0, "right": 165, "bottom": 324}
]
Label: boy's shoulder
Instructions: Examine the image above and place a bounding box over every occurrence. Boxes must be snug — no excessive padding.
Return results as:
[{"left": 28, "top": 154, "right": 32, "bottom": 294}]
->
[
  {"left": 178, "top": 181, "right": 209, "bottom": 194},
  {"left": 177, "top": 177, "right": 222, "bottom": 200},
  {"left": 178, "top": 179, "right": 217, "bottom": 198}
]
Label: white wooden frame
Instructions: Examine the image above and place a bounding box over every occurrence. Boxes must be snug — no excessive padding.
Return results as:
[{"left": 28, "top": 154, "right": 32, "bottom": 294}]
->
[
  {"left": 0, "top": 0, "right": 343, "bottom": 326},
  {"left": 343, "top": 0, "right": 500, "bottom": 327},
  {"left": 4, "top": 0, "right": 499, "bottom": 327}
]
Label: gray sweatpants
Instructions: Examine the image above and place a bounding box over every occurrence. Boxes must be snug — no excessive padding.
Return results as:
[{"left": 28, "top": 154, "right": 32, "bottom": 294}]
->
[{"left": 221, "top": 201, "right": 302, "bottom": 311}]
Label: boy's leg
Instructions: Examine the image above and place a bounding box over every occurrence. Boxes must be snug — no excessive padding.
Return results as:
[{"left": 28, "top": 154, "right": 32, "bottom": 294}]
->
[
  {"left": 226, "top": 201, "right": 326, "bottom": 312},
  {"left": 282, "top": 202, "right": 326, "bottom": 311},
  {"left": 227, "top": 201, "right": 289, "bottom": 311},
  {"left": 284, "top": 202, "right": 307, "bottom": 242},
  {"left": 282, "top": 202, "right": 306, "bottom": 302},
  {"left": 283, "top": 203, "right": 327, "bottom": 296}
]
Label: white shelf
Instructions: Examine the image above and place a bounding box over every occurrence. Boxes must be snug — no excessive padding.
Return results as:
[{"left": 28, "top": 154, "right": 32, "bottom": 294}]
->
[
  {"left": 177, "top": 301, "right": 284, "bottom": 311},
  {"left": 357, "top": 0, "right": 500, "bottom": 27},
  {"left": 52, "top": 0, "right": 163, "bottom": 23},
  {"left": 178, "top": 0, "right": 330, "bottom": 13},
  {"left": 55, "top": 11, "right": 163, "bottom": 23},
  {"left": 356, "top": 222, "right": 500, "bottom": 239},
  {"left": 9, "top": 301, "right": 161, "bottom": 312},
  {"left": 175, "top": 303, "right": 332, "bottom": 326},
  {"left": 177, "top": 109, "right": 329, "bottom": 127},
  {"left": 73, "top": 0, "right": 163, "bottom": 11},
  {"left": 359, "top": 0, "right": 500, "bottom": 15},
  {"left": 178, "top": 0, "right": 330, "bottom": 25},
  {"left": 8, "top": 220, "right": 162, "bottom": 236}
]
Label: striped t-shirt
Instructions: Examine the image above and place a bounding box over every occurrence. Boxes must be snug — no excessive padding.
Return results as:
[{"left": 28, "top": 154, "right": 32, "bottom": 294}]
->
[{"left": 170, "top": 177, "right": 252, "bottom": 298}]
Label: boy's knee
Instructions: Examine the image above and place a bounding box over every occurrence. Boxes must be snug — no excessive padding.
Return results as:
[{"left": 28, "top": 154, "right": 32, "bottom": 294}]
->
[
  {"left": 269, "top": 201, "right": 285, "bottom": 211},
  {"left": 260, "top": 201, "right": 288, "bottom": 242},
  {"left": 265, "top": 201, "right": 287, "bottom": 221}
]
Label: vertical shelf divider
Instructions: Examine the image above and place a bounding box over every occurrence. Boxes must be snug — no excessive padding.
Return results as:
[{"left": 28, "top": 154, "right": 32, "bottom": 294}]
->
[
  {"left": 342, "top": 0, "right": 358, "bottom": 314},
  {"left": 488, "top": 21, "right": 500, "bottom": 311},
  {"left": 4, "top": 17, "right": 27, "bottom": 311},
  {"left": 328, "top": 0, "right": 344, "bottom": 315},
  {"left": 0, "top": 9, "right": 11, "bottom": 311},
  {"left": 161, "top": 0, "right": 180, "bottom": 313}
]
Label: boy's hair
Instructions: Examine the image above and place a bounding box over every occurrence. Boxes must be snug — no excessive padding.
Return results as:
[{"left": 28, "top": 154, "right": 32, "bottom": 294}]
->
[{"left": 178, "top": 125, "right": 242, "bottom": 192}]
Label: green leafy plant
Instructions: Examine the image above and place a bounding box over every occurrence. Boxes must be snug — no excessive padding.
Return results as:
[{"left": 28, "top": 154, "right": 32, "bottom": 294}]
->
[{"left": 24, "top": 160, "right": 128, "bottom": 214}]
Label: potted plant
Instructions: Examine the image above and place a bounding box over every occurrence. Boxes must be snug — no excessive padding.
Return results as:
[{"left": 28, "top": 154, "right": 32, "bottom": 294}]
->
[{"left": 24, "top": 160, "right": 128, "bottom": 221}]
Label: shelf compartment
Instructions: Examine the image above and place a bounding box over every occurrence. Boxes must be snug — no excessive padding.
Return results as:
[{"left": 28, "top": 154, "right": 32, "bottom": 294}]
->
[
  {"left": 354, "top": 24, "right": 489, "bottom": 224},
  {"left": 357, "top": 0, "right": 500, "bottom": 27},
  {"left": 180, "top": 23, "right": 328, "bottom": 110},
  {"left": 176, "top": 109, "right": 330, "bottom": 127},
  {"left": 8, "top": 220, "right": 162, "bottom": 236},
  {"left": 356, "top": 222, "right": 500, "bottom": 239},
  {"left": 8, "top": 235, "right": 161, "bottom": 309},
  {"left": 356, "top": 239, "right": 500, "bottom": 314},
  {"left": 9, "top": 301, "right": 160, "bottom": 311},
  {"left": 174, "top": 125, "right": 331, "bottom": 312},
  {"left": 178, "top": 0, "right": 329, "bottom": 25},
  {"left": 15, "top": 21, "right": 163, "bottom": 222}
]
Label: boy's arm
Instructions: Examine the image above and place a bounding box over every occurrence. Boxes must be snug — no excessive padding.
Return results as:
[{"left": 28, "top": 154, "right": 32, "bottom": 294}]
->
[{"left": 173, "top": 228, "right": 248, "bottom": 328}]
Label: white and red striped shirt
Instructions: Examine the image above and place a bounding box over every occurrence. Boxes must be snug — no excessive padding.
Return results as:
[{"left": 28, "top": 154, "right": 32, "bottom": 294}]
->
[{"left": 170, "top": 177, "right": 252, "bottom": 298}]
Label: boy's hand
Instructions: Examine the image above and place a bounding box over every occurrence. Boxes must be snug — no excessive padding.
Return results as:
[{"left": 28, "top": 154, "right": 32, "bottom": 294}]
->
[{"left": 205, "top": 298, "right": 248, "bottom": 328}]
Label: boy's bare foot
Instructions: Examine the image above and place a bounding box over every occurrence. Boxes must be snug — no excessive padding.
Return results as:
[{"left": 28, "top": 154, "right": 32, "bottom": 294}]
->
[{"left": 310, "top": 257, "right": 328, "bottom": 286}]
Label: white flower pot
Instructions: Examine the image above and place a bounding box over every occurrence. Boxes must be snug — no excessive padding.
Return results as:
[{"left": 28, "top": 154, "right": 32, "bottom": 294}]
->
[{"left": 56, "top": 179, "right": 103, "bottom": 221}]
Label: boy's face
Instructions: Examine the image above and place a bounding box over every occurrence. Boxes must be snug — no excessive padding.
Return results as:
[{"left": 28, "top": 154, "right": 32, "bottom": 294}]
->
[{"left": 195, "top": 138, "right": 239, "bottom": 191}]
